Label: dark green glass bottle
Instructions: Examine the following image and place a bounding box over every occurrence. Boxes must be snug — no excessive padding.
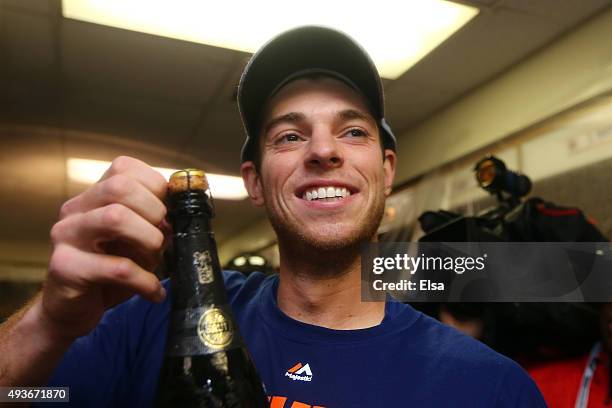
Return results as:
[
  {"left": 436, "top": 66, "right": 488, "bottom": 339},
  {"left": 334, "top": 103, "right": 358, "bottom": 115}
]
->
[{"left": 155, "top": 169, "right": 268, "bottom": 407}]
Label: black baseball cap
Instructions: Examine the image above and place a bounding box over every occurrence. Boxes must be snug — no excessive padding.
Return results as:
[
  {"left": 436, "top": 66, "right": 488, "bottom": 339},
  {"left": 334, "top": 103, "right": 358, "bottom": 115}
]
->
[{"left": 237, "top": 25, "right": 396, "bottom": 163}]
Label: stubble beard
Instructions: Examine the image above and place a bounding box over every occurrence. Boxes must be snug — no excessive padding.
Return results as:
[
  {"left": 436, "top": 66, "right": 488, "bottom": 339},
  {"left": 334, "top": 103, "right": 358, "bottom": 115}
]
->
[{"left": 265, "top": 192, "right": 386, "bottom": 278}]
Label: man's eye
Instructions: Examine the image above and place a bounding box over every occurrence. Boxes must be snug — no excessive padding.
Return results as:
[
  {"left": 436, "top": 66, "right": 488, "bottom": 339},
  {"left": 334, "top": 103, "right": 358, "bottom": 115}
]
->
[
  {"left": 278, "top": 133, "right": 301, "bottom": 143},
  {"left": 347, "top": 128, "right": 367, "bottom": 137}
]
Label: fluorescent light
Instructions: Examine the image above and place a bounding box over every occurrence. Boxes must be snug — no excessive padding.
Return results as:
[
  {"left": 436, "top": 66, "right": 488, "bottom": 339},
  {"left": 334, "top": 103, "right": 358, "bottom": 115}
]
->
[
  {"left": 233, "top": 256, "right": 246, "bottom": 267},
  {"left": 62, "top": 0, "right": 478, "bottom": 79},
  {"left": 248, "top": 256, "right": 266, "bottom": 266},
  {"left": 67, "top": 158, "right": 248, "bottom": 200}
]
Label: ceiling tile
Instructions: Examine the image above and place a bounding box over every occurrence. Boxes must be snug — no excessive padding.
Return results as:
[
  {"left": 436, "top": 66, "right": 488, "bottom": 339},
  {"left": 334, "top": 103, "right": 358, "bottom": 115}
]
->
[
  {"left": 61, "top": 19, "right": 244, "bottom": 107},
  {"left": 502, "top": 0, "right": 611, "bottom": 25},
  {"left": 186, "top": 103, "right": 246, "bottom": 175},
  {"left": 0, "top": 0, "right": 54, "bottom": 15},
  {"left": 385, "top": 7, "right": 561, "bottom": 130},
  {"left": 62, "top": 90, "right": 201, "bottom": 149},
  {"left": 0, "top": 10, "right": 56, "bottom": 82},
  {"left": 459, "top": 0, "right": 501, "bottom": 6}
]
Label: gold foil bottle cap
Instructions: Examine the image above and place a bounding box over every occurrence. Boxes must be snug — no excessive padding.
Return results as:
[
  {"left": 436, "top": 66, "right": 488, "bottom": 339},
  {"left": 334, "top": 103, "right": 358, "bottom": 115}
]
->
[{"left": 168, "top": 169, "right": 209, "bottom": 194}]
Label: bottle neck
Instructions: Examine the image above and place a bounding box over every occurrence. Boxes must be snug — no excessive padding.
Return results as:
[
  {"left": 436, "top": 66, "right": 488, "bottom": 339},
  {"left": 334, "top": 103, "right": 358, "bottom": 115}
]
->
[
  {"left": 168, "top": 190, "right": 214, "bottom": 224},
  {"left": 167, "top": 191, "right": 226, "bottom": 309},
  {"left": 171, "top": 215, "right": 212, "bottom": 237}
]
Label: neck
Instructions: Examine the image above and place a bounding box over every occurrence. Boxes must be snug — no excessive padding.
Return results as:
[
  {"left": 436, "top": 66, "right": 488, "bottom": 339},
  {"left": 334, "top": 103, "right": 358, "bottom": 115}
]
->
[{"left": 276, "top": 240, "right": 385, "bottom": 330}]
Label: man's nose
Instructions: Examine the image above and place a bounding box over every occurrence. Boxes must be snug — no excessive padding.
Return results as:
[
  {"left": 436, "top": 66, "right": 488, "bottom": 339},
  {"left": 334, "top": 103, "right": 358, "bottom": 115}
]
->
[{"left": 304, "top": 131, "right": 343, "bottom": 170}]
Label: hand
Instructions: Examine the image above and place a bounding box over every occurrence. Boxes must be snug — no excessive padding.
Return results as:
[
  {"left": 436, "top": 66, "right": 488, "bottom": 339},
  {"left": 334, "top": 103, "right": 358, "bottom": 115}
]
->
[{"left": 42, "top": 156, "right": 169, "bottom": 341}]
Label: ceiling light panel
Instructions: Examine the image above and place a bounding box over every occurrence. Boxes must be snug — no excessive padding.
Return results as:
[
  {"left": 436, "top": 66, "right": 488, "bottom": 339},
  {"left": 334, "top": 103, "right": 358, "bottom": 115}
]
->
[{"left": 63, "top": 0, "right": 478, "bottom": 79}]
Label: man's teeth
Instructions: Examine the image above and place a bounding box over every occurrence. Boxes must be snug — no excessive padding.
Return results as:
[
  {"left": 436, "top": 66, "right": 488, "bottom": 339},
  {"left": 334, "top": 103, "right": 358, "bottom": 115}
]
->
[{"left": 303, "top": 187, "right": 351, "bottom": 201}]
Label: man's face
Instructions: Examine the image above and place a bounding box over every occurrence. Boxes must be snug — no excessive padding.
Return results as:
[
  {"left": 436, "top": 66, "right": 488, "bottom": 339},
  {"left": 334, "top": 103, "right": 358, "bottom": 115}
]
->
[{"left": 241, "top": 77, "right": 396, "bottom": 252}]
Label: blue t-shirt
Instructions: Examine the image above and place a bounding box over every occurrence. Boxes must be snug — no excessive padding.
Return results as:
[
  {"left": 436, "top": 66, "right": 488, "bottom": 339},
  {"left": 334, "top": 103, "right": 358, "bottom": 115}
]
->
[{"left": 45, "top": 271, "right": 546, "bottom": 407}]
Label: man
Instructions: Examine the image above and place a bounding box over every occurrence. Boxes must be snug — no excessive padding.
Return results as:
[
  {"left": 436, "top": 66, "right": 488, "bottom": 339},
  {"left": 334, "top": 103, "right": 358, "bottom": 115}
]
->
[{"left": 0, "top": 26, "right": 545, "bottom": 406}]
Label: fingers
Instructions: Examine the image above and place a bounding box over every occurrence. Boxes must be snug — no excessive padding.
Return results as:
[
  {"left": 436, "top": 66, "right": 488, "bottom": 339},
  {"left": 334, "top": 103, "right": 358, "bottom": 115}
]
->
[
  {"left": 52, "top": 204, "right": 165, "bottom": 252},
  {"left": 48, "top": 244, "right": 166, "bottom": 304},
  {"left": 71, "top": 174, "right": 167, "bottom": 225},
  {"left": 51, "top": 203, "right": 165, "bottom": 273},
  {"left": 60, "top": 156, "right": 168, "bottom": 222},
  {"left": 100, "top": 156, "right": 167, "bottom": 198},
  {"left": 103, "top": 240, "right": 163, "bottom": 275}
]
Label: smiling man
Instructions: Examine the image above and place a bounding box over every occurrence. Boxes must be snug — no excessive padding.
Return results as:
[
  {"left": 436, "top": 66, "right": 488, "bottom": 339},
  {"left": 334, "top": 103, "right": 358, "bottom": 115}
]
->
[{"left": 0, "top": 26, "right": 545, "bottom": 406}]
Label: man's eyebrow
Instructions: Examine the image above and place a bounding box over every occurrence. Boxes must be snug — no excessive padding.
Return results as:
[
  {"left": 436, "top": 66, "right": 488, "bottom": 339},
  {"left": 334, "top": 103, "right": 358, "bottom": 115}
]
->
[
  {"left": 337, "top": 109, "right": 376, "bottom": 125},
  {"left": 263, "top": 112, "right": 306, "bottom": 135}
]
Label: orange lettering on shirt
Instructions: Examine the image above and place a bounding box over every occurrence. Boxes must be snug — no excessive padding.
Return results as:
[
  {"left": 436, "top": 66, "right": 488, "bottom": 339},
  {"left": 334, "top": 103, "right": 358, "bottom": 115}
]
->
[
  {"left": 270, "top": 396, "right": 288, "bottom": 408},
  {"left": 268, "top": 395, "right": 325, "bottom": 408}
]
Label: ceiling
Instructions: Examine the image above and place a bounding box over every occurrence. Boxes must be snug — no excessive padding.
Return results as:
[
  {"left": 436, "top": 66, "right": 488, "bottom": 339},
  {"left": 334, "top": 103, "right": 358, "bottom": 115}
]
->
[{"left": 0, "top": 0, "right": 610, "bottom": 251}]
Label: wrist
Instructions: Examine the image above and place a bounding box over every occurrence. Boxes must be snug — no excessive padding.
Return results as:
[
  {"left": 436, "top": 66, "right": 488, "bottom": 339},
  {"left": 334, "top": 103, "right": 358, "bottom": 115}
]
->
[
  {"left": 20, "top": 297, "right": 76, "bottom": 350},
  {"left": 0, "top": 295, "right": 74, "bottom": 387}
]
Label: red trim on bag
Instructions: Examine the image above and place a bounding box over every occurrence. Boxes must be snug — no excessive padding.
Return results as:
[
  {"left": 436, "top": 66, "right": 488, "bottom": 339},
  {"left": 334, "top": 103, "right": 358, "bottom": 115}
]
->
[{"left": 536, "top": 203, "right": 579, "bottom": 217}]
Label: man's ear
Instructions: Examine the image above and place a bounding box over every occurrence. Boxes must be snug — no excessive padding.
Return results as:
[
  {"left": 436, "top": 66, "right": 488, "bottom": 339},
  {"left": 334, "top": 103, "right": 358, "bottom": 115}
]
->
[
  {"left": 383, "top": 149, "right": 396, "bottom": 196},
  {"left": 241, "top": 161, "right": 265, "bottom": 206}
]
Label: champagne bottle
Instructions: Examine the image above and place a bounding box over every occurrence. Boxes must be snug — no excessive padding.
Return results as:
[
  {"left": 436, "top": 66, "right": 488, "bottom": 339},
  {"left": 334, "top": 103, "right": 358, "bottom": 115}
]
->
[{"left": 155, "top": 169, "right": 268, "bottom": 407}]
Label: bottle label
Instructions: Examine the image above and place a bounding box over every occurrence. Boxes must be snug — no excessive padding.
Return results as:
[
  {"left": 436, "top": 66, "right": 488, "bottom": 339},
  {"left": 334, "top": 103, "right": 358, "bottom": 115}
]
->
[
  {"left": 197, "top": 307, "right": 233, "bottom": 349},
  {"left": 166, "top": 305, "right": 244, "bottom": 356},
  {"left": 192, "top": 250, "right": 214, "bottom": 284}
]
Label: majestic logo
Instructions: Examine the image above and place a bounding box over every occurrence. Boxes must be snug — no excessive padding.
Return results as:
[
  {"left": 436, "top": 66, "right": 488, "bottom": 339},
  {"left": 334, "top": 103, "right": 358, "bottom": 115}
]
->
[
  {"left": 285, "top": 362, "right": 313, "bottom": 382},
  {"left": 197, "top": 308, "right": 233, "bottom": 349},
  {"left": 193, "top": 250, "right": 214, "bottom": 284}
]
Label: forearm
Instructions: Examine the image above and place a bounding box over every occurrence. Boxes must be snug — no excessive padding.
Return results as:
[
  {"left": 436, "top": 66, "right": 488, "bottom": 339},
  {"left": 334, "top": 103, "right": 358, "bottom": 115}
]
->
[{"left": 0, "top": 293, "right": 73, "bottom": 386}]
